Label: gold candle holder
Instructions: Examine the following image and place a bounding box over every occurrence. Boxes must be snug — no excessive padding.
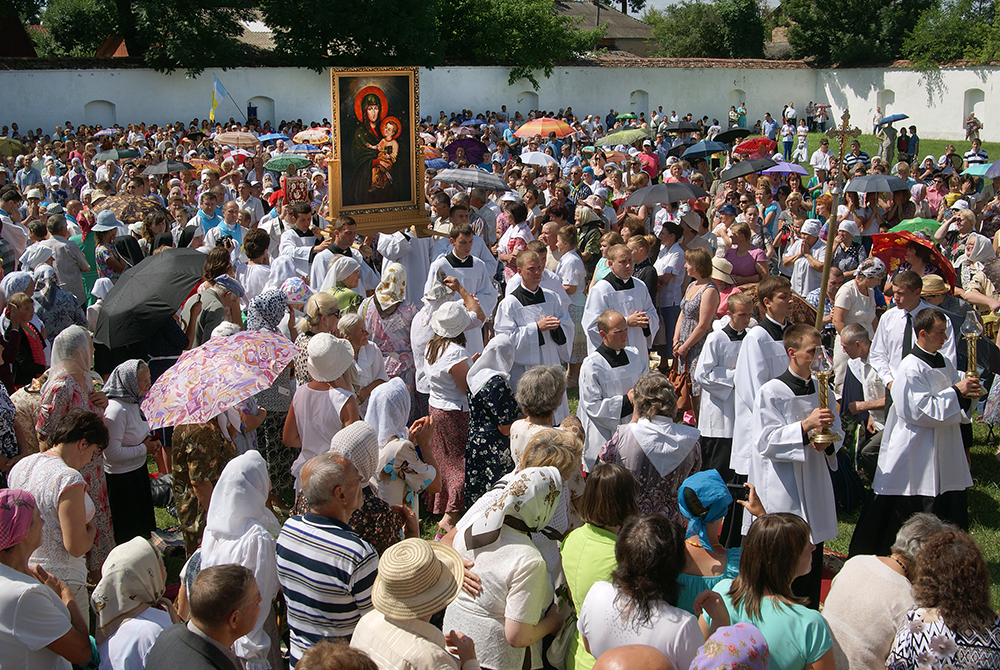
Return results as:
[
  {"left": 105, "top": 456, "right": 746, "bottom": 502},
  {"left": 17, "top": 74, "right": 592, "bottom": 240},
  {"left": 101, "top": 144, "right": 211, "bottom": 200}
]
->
[
  {"left": 961, "top": 311, "right": 986, "bottom": 398},
  {"left": 810, "top": 347, "right": 842, "bottom": 445}
]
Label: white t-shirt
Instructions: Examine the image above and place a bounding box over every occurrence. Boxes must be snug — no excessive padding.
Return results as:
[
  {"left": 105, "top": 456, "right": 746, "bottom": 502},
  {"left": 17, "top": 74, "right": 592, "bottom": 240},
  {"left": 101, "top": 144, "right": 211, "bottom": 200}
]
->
[
  {"left": 556, "top": 250, "right": 587, "bottom": 308},
  {"left": 0, "top": 563, "right": 73, "bottom": 670},
  {"left": 235, "top": 262, "right": 272, "bottom": 309},
  {"left": 98, "top": 607, "right": 173, "bottom": 670},
  {"left": 834, "top": 279, "right": 876, "bottom": 336},
  {"left": 578, "top": 581, "right": 703, "bottom": 670},
  {"left": 428, "top": 342, "right": 470, "bottom": 412},
  {"left": 654, "top": 243, "right": 686, "bottom": 307}
]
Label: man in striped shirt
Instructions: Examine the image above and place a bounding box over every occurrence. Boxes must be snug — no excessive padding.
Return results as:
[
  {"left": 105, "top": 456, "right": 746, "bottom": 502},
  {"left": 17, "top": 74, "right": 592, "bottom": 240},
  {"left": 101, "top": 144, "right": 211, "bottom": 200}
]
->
[
  {"left": 964, "top": 138, "right": 989, "bottom": 170},
  {"left": 276, "top": 453, "right": 378, "bottom": 667},
  {"left": 841, "top": 139, "right": 869, "bottom": 178}
]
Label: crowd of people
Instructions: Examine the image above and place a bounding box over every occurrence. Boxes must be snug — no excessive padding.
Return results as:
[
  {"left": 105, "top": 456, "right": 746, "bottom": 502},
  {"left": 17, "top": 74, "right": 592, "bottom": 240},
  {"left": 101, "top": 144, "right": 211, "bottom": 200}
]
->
[{"left": 2, "top": 99, "right": 1000, "bottom": 670}]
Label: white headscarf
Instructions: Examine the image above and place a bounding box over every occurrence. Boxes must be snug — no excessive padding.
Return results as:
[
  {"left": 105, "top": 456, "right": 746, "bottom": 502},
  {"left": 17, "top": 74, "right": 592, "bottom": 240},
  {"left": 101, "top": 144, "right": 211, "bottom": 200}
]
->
[
  {"left": 91, "top": 537, "right": 176, "bottom": 641},
  {"left": 466, "top": 334, "right": 515, "bottom": 398},
  {"left": 465, "top": 466, "right": 562, "bottom": 550},
  {"left": 44, "top": 325, "right": 93, "bottom": 395},
  {"left": 319, "top": 255, "right": 361, "bottom": 293},
  {"left": 365, "top": 377, "right": 410, "bottom": 448},
  {"left": 962, "top": 232, "right": 995, "bottom": 266},
  {"left": 264, "top": 255, "right": 300, "bottom": 292}
]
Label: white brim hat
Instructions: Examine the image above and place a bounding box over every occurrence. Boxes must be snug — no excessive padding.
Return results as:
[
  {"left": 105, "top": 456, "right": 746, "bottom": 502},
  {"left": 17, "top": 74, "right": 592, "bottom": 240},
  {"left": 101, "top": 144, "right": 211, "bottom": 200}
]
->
[
  {"left": 430, "top": 301, "right": 472, "bottom": 339},
  {"left": 306, "top": 333, "right": 354, "bottom": 383}
]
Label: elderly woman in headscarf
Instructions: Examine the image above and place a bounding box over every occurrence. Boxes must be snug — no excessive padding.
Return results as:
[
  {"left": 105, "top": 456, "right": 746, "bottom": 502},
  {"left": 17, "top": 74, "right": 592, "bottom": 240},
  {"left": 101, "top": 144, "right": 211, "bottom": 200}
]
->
[
  {"left": 197, "top": 451, "right": 283, "bottom": 670},
  {"left": 285, "top": 333, "right": 359, "bottom": 495},
  {"left": 956, "top": 231, "right": 995, "bottom": 289},
  {"left": 90, "top": 537, "right": 180, "bottom": 670},
  {"left": 464, "top": 334, "right": 520, "bottom": 506},
  {"left": 102, "top": 359, "right": 160, "bottom": 546},
  {"left": 0, "top": 489, "right": 93, "bottom": 669},
  {"left": 18, "top": 243, "right": 54, "bottom": 273},
  {"left": 368, "top": 377, "right": 440, "bottom": 515},
  {"left": 321, "top": 255, "right": 364, "bottom": 315},
  {"left": 32, "top": 265, "right": 86, "bottom": 345},
  {"left": 245, "top": 289, "right": 298, "bottom": 511},
  {"left": 337, "top": 312, "right": 387, "bottom": 418},
  {"left": 443, "top": 466, "right": 566, "bottom": 670},
  {"left": 35, "top": 325, "right": 114, "bottom": 575},
  {"left": 598, "top": 372, "right": 702, "bottom": 522},
  {"left": 360, "top": 262, "right": 418, "bottom": 394}
]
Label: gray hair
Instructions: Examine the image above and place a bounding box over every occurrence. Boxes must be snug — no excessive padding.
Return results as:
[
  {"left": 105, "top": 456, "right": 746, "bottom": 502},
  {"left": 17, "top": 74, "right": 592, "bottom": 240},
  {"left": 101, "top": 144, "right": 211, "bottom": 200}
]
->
[
  {"left": 634, "top": 372, "right": 677, "bottom": 420},
  {"left": 840, "top": 323, "right": 871, "bottom": 346},
  {"left": 470, "top": 187, "right": 488, "bottom": 201},
  {"left": 891, "top": 512, "right": 957, "bottom": 565},
  {"left": 337, "top": 312, "right": 363, "bottom": 338},
  {"left": 516, "top": 365, "right": 566, "bottom": 418},
  {"left": 47, "top": 214, "right": 67, "bottom": 235},
  {"left": 451, "top": 191, "right": 470, "bottom": 206},
  {"left": 301, "top": 453, "right": 350, "bottom": 509}
]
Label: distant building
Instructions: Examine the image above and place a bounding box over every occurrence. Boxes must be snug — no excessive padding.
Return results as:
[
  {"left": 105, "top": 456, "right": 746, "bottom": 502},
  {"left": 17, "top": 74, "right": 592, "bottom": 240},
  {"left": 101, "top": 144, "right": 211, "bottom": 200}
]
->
[{"left": 555, "top": 0, "right": 655, "bottom": 57}]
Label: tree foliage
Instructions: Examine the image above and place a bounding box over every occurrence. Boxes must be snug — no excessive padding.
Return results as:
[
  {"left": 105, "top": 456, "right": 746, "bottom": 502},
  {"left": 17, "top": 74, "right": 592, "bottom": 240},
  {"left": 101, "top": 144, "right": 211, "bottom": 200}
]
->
[
  {"left": 644, "top": 0, "right": 764, "bottom": 59},
  {"left": 132, "top": 0, "right": 258, "bottom": 73},
  {"left": 6, "top": 0, "right": 43, "bottom": 24},
  {"left": 619, "top": 0, "right": 646, "bottom": 16},
  {"left": 35, "top": 0, "right": 119, "bottom": 58},
  {"left": 783, "top": 0, "right": 934, "bottom": 66},
  {"left": 903, "top": 0, "right": 994, "bottom": 66}
]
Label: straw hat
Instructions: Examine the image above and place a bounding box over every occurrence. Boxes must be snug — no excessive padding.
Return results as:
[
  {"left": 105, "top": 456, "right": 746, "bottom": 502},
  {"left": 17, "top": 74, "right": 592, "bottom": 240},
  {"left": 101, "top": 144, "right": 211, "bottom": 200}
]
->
[
  {"left": 306, "top": 333, "right": 354, "bottom": 383},
  {"left": 430, "top": 301, "right": 471, "bottom": 338},
  {"left": 920, "top": 274, "right": 949, "bottom": 296},
  {"left": 371, "top": 538, "right": 464, "bottom": 620},
  {"left": 711, "top": 257, "right": 735, "bottom": 285}
]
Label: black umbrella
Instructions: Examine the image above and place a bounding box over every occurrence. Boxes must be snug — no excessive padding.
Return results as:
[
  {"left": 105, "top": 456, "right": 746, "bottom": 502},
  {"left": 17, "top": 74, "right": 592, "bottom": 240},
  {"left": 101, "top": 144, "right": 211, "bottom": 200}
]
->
[
  {"left": 623, "top": 182, "right": 708, "bottom": 207},
  {"left": 94, "top": 248, "right": 206, "bottom": 349},
  {"left": 714, "top": 128, "right": 753, "bottom": 145},
  {"left": 845, "top": 174, "right": 911, "bottom": 193},
  {"left": 143, "top": 160, "right": 195, "bottom": 175},
  {"left": 667, "top": 140, "right": 696, "bottom": 158},
  {"left": 94, "top": 148, "right": 140, "bottom": 161},
  {"left": 719, "top": 158, "right": 778, "bottom": 182},
  {"left": 660, "top": 120, "right": 700, "bottom": 132}
]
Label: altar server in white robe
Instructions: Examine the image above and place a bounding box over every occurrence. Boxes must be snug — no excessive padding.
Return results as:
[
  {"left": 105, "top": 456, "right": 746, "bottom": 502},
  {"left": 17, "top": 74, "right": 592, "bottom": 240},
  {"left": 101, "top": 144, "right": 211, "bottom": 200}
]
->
[
  {"left": 577, "top": 309, "right": 647, "bottom": 470},
  {"left": 431, "top": 205, "right": 500, "bottom": 276},
  {"left": 494, "top": 249, "right": 572, "bottom": 422},
  {"left": 424, "top": 221, "right": 498, "bottom": 355},
  {"left": 582, "top": 244, "right": 658, "bottom": 355},
  {"left": 506, "top": 240, "right": 571, "bottom": 309},
  {"left": 693, "top": 291, "right": 753, "bottom": 478},
  {"left": 750, "top": 324, "right": 841, "bottom": 610},
  {"left": 376, "top": 224, "right": 436, "bottom": 305},
  {"left": 309, "top": 214, "right": 380, "bottom": 295},
  {"left": 849, "top": 307, "right": 978, "bottom": 558}
]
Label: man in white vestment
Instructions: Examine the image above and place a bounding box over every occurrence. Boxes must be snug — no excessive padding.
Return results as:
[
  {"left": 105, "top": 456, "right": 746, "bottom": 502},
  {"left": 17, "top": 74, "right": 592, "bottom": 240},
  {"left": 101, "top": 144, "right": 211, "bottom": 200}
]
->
[{"left": 582, "top": 244, "right": 658, "bottom": 356}]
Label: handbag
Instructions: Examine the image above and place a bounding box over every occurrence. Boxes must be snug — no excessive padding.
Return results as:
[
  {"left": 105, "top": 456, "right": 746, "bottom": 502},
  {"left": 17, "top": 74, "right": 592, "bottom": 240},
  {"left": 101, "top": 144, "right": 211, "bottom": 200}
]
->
[{"left": 668, "top": 355, "right": 693, "bottom": 415}]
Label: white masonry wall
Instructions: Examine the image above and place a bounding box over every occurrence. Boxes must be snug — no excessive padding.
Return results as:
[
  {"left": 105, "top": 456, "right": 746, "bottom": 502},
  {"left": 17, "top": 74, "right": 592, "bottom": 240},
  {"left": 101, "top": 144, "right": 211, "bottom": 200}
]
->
[{"left": 0, "top": 64, "right": 995, "bottom": 142}]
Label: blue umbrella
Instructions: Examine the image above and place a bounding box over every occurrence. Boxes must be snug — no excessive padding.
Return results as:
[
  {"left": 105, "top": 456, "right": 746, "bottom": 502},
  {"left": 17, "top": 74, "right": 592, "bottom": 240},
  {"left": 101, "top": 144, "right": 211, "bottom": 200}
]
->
[
  {"left": 681, "top": 140, "right": 728, "bottom": 161},
  {"left": 963, "top": 162, "right": 993, "bottom": 177},
  {"left": 878, "top": 113, "right": 909, "bottom": 126},
  {"left": 258, "top": 133, "right": 289, "bottom": 143},
  {"left": 425, "top": 158, "right": 450, "bottom": 170},
  {"left": 286, "top": 143, "right": 323, "bottom": 154}
]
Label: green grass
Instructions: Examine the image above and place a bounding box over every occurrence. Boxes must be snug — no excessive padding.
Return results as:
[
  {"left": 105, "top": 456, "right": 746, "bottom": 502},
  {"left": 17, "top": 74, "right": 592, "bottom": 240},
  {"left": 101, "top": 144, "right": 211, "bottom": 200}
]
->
[{"left": 799, "top": 132, "right": 1000, "bottom": 175}]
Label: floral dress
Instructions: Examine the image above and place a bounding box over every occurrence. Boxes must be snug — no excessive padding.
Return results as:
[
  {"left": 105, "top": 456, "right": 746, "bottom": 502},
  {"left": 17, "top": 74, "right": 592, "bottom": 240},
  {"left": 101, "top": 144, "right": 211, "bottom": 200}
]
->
[
  {"left": 36, "top": 373, "right": 114, "bottom": 571},
  {"left": 833, "top": 241, "right": 867, "bottom": 275},
  {"left": 465, "top": 376, "right": 520, "bottom": 506},
  {"left": 360, "top": 297, "right": 418, "bottom": 390},
  {"left": 95, "top": 243, "right": 122, "bottom": 281},
  {"left": 677, "top": 281, "right": 716, "bottom": 396},
  {"left": 886, "top": 608, "right": 1000, "bottom": 669},
  {"left": 980, "top": 199, "right": 1000, "bottom": 240}
]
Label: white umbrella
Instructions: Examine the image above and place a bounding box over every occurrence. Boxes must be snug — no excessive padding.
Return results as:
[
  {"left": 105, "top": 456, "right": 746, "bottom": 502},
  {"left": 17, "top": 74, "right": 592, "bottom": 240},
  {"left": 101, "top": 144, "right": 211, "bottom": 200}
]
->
[{"left": 520, "top": 151, "right": 557, "bottom": 167}]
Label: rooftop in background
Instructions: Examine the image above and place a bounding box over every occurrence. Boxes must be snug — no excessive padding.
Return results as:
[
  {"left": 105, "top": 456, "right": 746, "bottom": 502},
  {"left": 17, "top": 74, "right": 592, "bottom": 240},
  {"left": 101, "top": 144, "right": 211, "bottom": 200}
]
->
[{"left": 556, "top": 0, "right": 654, "bottom": 57}]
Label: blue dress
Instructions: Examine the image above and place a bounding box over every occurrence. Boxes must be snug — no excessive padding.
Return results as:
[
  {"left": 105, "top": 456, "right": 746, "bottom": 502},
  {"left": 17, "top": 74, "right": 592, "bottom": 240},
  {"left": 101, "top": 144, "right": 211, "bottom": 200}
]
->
[{"left": 676, "top": 547, "right": 741, "bottom": 614}]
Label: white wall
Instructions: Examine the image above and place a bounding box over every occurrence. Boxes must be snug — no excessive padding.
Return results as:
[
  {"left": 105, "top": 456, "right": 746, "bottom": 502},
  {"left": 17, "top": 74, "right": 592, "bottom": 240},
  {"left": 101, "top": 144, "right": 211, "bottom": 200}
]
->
[{"left": 1, "top": 64, "right": 997, "bottom": 142}]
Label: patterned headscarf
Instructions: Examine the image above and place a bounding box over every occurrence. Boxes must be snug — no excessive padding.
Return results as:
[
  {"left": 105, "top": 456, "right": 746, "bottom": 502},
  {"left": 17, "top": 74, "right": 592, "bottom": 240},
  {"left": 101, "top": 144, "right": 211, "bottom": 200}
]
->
[
  {"left": 91, "top": 537, "right": 173, "bottom": 639},
  {"left": 376, "top": 263, "right": 407, "bottom": 310},
  {"left": 246, "top": 289, "right": 287, "bottom": 332},
  {"left": 689, "top": 623, "right": 769, "bottom": 670},
  {"left": 678, "top": 470, "right": 733, "bottom": 551},
  {"left": 103, "top": 359, "right": 148, "bottom": 406},
  {"left": 0, "top": 489, "right": 36, "bottom": 551},
  {"left": 33, "top": 264, "right": 59, "bottom": 309},
  {"left": 465, "top": 466, "right": 562, "bottom": 550},
  {"left": 857, "top": 256, "right": 886, "bottom": 279},
  {"left": 1, "top": 271, "right": 33, "bottom": 299}
]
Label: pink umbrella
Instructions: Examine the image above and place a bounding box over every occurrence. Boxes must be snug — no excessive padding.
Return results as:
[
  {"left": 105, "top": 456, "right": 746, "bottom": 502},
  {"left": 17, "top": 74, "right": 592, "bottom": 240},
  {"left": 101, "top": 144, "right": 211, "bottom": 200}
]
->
[
  {"left": 762, "top": 161, "right": 808, "bottom": 175},
  {"left": 141, "top": 330, "right": 296, "bottom": 429}
]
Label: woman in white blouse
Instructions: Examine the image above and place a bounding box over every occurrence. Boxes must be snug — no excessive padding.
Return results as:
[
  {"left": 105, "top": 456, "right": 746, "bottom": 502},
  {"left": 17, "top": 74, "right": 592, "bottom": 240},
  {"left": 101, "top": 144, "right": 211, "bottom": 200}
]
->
[
  {"left": 338, "top": 312, "right": 388, "bottom": 418},
  {"left": 102, "top": 359, "right": 161, "bottom": 545},
  {"left": 832, "top": 257, "right": 886, "bottom": 395}
]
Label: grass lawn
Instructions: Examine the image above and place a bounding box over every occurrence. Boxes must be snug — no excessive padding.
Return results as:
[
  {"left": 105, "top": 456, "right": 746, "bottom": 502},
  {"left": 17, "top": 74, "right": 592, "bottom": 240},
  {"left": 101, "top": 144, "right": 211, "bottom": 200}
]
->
[{"left": 801, "top": 132, "right": 1000, "bottom": 175}]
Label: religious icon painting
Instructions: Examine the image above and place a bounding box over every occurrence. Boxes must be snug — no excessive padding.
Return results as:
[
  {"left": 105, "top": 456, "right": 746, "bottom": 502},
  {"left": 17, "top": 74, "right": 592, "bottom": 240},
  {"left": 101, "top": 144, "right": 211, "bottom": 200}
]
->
[{"left": 329, "top": 67, "right": 426, "bottom": 236}]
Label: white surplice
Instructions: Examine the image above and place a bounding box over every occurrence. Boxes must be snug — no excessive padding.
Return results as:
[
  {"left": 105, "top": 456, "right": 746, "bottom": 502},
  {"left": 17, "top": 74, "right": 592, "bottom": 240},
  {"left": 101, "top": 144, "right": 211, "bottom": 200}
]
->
[
  {"left": 748, "top": 375, "right": 842, "bottom": 544},
  {"left": 693, "top": 327, "right": 745, "bottom": 439},
  {"left": 424, "top": 251, "right": 498, "bottom": 354},
  {"left": 582, "top": 276, "right": 658, "bottom": 355},
  {"left": 576, "top": 345, "right": 647, "bottom": 470},
  {"left": 376, "top": 230, "right": 435, "bottom": 305},
  {"left": 875, "top": 352, "right": 972, "bottom": 497},
  {"left": 432, "top": 234, "right": 500, "bottom": 277},
  {"left": 494, "top": 285, "right": 572, "bottom": 423},
  {"left": 731, "top": 320, "right": 789, "bottom": 475}
]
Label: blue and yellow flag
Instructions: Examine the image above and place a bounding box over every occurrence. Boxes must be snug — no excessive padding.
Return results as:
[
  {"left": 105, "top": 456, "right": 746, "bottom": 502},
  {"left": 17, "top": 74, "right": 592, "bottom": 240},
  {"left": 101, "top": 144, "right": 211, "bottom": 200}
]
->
[{"left": 210, "top": 76, "right": 228, "bottom": 122}]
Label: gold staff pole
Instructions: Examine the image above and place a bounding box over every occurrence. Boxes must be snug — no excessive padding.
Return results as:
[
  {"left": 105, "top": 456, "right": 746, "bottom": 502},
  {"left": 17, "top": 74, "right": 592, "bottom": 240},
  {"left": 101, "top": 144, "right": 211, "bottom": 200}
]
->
[{"left": 815, "top": 111, "right": 862, "bottom": 332}]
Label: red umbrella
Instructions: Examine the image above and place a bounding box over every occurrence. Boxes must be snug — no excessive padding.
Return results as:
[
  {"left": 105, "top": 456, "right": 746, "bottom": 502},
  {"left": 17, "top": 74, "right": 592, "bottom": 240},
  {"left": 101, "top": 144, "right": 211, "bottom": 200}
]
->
[
  {"left": 514, "top": 117, "right": 575, "bottom": 139},
  {"left": 733, "top": 136, "right": 777, "bottom": 156},
  {"left": 871, "top": 231, "right": 957, "bottom": 288}
]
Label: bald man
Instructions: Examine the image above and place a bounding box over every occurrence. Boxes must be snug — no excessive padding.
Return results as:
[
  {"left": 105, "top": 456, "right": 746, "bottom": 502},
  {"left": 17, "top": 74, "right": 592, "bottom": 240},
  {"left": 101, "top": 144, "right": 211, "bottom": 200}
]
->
[{"left": 592, "top": 645, "right": 674, "bottom": 670}]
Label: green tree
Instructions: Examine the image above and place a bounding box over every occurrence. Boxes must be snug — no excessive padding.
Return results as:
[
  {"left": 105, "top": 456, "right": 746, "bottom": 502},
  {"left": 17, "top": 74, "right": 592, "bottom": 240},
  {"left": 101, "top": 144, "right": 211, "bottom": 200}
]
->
[
  {"left": 784, "top": 0, "right": 934, "bottom": 66},
  {"left": 903, "top": 0, "right": 993, "bottom": 66},
  {"left": 643, "top": 2, "right": 727, "bottom": 58},
  {"left": 717, "top": 0, "right": 765, "bottom": 59},
  {"left": 261, "top": 0, "right": 442, "bottom": 71},
  {"left": 619, "top": 0, "right": 647, "bottom": 16},
  {"left": 442, "top": 0, "right": 603, "bottom": 88},
  {"left": 6, "top": 0, "right": 43, "bottom": 24},
  {"left": 39, "top": 0, "right": 119, "bottom": 57}
]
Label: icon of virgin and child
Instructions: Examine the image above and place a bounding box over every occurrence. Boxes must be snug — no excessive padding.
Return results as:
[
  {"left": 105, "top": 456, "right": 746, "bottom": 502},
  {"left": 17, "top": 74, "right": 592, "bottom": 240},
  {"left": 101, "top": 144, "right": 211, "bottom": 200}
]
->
[{"left": 342, "top": 81, "right": 410, "bottom": 207}]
